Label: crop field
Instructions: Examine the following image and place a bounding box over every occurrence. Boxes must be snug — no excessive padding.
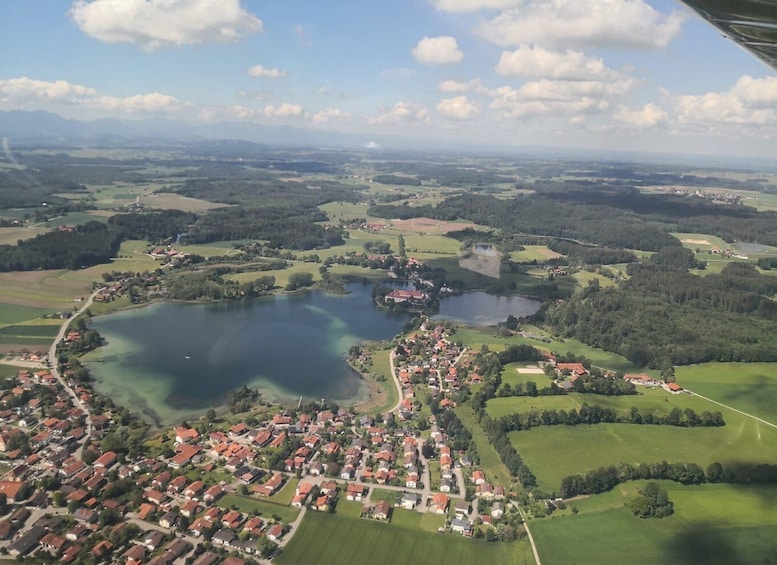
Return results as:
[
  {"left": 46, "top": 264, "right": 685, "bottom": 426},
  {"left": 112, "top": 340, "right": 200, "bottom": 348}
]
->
[
  {"left": 275, "top": 510, "right": 532, "bottom": 565},
  {"left": 509, "top": 402, "right": 777, "bottom": 492},
  {"left": 0, "top": 226, "right": 49, "bottom": 245},
  {"left": 531, "top": 482, "right": 777, "bottom": 565},
  {"left": 671, "top": 232, "right": 730, "bottom": 250},
  {"left": 676, "top": 362, "right": 777, "bottom": 424},
  {"left": 0, "top": 270, "right": 90, "bottom": 310},
  {"left": 139, "top": 192, "right": 229, "bottom": 212}
]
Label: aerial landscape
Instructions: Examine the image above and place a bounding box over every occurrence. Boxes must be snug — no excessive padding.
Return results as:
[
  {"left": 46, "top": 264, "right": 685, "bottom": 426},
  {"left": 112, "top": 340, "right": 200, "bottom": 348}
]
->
[{"left": 2, "top": 1, "right": 777, "bottom": 564}]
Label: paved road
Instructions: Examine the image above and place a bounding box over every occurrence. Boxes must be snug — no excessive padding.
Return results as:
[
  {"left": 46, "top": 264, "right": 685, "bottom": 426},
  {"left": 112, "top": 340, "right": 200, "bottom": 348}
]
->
[
  {"left": 387, "top": 350, "right": 403, "bottom": 414},
  {"left": 47, "top": 289, "right": 100, "bottom": 458},
  {"left": 686, "top": 389, "right": 777, "bottom": 429}
]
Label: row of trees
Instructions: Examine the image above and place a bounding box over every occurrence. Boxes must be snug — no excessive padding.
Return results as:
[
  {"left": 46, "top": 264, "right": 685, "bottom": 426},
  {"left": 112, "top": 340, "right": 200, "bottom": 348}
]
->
[
  {"left": 559, "top": 460, "right": 777, "bottom": 498},
  {"left": 495, "top": 405, "right": 725, "bottom": 432}
]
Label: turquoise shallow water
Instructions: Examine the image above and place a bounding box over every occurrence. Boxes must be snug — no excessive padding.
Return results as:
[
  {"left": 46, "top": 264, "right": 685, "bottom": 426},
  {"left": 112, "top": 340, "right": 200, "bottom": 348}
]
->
[{"left": 86, "top": 285, "right": 408, "bottom": 425}]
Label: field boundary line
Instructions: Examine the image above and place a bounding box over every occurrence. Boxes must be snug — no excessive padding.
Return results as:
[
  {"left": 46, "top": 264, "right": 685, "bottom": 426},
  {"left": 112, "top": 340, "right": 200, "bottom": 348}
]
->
[
  {"left": 517, "top": 505, "right": 541, "bottom": 565},
  {"left": 687, "top": 390, "right": 777, "bottom": 430}
]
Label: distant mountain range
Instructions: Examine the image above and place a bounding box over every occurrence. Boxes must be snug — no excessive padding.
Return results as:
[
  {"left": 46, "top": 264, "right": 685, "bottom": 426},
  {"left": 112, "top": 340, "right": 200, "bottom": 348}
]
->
[
  {"left": 1, "top": 109, "right": 775, "bottom": 170},
  {"left": 0, "top": 109, "right": 373, "bottom": 148}
]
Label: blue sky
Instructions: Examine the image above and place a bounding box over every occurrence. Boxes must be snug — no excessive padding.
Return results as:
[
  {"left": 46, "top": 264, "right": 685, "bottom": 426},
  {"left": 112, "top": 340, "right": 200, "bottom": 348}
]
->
[{"left": 1, "top": 0, "right": 776, "bottom": 157}]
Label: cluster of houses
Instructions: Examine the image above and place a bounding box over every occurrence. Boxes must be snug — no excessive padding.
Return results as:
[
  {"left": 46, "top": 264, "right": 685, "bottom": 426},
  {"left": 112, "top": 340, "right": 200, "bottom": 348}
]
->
[{"left": 548, "top": 357, "right": 685, "bottom": 395}]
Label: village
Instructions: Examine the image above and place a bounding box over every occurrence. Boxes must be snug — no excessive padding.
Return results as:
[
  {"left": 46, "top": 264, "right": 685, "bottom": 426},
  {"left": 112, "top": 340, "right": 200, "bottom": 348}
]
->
[{"left": 0, "top": 320, "right": 529, "bottom": 564}]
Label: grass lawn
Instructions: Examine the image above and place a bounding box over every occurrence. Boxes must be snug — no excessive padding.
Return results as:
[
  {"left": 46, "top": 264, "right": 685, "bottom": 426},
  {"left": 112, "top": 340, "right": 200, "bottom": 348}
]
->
[
  {"left": 270, "top": 477, "right": 300, "bottom": 506},
  {"left": 454, "top": 405, "right": 512, "bottom": 487},
  {"left": 217, "top": 493, "right": 299, "bottom": 523},
  {"left": 364, "top": 348, "right": 398, "bottom": 416},
  {"left": 0, "top": 364, "right": 26, "bottom": 378},
  {"left": 531, "top": 482, "right": 777, "bottom": 565},
  {"left": 370, "top": 488, "right": 400, "bottom": 506},
  {"left": 675, "top": 362, "right": 777, "bottom": 425},
  {"left": 509, "top": 401, "right": 777, "bottom": 492},
  {"left": 276, "top": 509, "right": 532, "bottom": 565},
  {"left": 335, "top": 499, "right": 364, "bottom": 519}
]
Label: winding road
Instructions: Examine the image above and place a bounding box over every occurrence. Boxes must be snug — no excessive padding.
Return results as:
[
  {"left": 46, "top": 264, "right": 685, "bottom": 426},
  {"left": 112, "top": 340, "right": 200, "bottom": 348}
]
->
[{"left": 47, "top": 289, "right": 100, "bottom": 458}]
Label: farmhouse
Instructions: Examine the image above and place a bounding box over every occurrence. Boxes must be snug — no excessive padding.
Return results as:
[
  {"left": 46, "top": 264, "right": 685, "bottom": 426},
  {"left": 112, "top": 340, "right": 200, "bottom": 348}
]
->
[
  {"left": 624, "top": 373, "right": 660, "bottom": 387},
  {"left": 663, "top": 382, "right": 684, "bottom": 394}
]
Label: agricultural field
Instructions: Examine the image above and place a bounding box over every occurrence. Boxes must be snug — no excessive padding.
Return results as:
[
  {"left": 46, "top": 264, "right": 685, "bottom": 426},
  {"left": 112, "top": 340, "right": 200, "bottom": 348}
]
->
[
  {"left": 139, "top": 192, "right": 229, "bottom": 212},
  {"left": 276, "top": 510, "right": 532, "bottom": 565},
  {"left": 671, "top": 232, "right": 730, "bottom": 250},
  {"left": 0, "top": 270, "right": 90, "bottom": 310},
  {"left": 509, "top": 401, "right": 777, "bottom": 492},
  {"left": 676, "top": 362, "right": 777, "bottom": 424},
  {"left": 0, "top": 226, "right": 49, "bottom": 245},
  {"left": 531, "top": 481, "right": 777, "bottom": 565}
]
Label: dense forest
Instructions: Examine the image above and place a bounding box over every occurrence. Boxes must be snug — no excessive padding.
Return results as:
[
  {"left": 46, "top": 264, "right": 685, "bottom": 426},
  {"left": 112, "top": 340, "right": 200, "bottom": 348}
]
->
[
  {"left": 544, "top": 251, "right": 777, "bottom": 367},
  {"left": 0, "top": 221, "right": 121, "bottom": 271}
]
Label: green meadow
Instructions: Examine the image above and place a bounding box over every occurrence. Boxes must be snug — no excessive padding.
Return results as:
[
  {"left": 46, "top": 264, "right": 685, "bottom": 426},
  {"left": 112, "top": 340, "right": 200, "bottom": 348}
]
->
[
  {"left": 676, "top": 362, "right": 777, "bottom": 424},
  {"left": 275, "top": 510, "right": 532, "bottom": 565},
  {"left": 531, "top": 482, "right": 777, "bottom": 565},
  {"left": 510, "top": 405, "right": 777, "bottom": 492}
]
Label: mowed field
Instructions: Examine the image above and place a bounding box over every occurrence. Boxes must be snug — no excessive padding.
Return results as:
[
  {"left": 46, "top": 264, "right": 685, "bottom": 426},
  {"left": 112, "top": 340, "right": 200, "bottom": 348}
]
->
[
  {"left": 676, "top": 362, "right": 777, "bottom": 424},
  {"left": 487, "top": 386, "right": 716, "bottom": 420},
  {"left": 275, "top": 510, "right": 532, "bottom": 565},
  {"left": 531, "top": 481, "right": 777, "bottom": 565},
  {"left": 509, "top": 245, "right": 562, "bottom": 262},
  {"left": 510, "top": 401, "right": 777, "bottom": 492}
]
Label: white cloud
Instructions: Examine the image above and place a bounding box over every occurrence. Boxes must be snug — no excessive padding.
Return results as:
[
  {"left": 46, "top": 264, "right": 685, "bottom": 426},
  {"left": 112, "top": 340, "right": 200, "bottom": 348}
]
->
[
  {"left": 436, "top": 96, "right": 480, "bottom": 120},
  {"left": 411, "top": 36, "right": 464, "bottom": 65},
  {"left": 438, "top": 79, "right": 490, "bottom": 95},
  {"left": 263, "top": 103, "right": 303, "bottom": 118},
  {"left": 614, "top": 103, "right": 668, "bottom": 127},
  {"left": 432, "top": 0, "right": 521, "bottom": 12},
  {"left": 488, "top": 79, "right": 629, "bottom": 119},
  {"left": 69, "top": 0, "right": 263, "bottom": 50},
  {"left": 247, "top": 65, "right": 287, "bottom": 78},
  {"left": 474, "top": 0, "right": 684, "bottom": 50},
  {"left": 674, "top": 75, "right": 777, "bottom": 126},
  {"left": 0, "top": 76, "right": 183, "bottom": 114},
  {"left": 370, "top": 102, "right": 430, "bottom": 125},
  {"left": 312, "top": 108, "right": 352, "bottom": 124},
  {"left": 496, "top": 45, "right": 619, "bottom": 80}
]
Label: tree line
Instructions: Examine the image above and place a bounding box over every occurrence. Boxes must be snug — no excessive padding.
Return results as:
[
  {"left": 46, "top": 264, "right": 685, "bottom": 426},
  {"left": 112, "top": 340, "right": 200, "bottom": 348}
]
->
[
  {"left": 495, "top": 405, "right": 725, "bottom": 433},
  {"left": 559, "top": 460, "right": 777, "bottom": 498}
]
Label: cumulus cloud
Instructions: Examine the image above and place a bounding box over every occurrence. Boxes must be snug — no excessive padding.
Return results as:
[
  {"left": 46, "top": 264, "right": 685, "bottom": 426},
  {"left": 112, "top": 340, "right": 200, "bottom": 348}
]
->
[
  {"left": 614, "top": 103, "right": 667, "bottom": 127},
  {"left": 312, "top": 108, "right": 352, "bottom": 124},
  {"left": 0, "top": 76, "right": 182, "bottom": 114},
  {"left": 488, "top": 79, "right": 630, "bottom": 119},
  {"left": 263, "top": 103, "right": 303, "bottom": 118},
  {"left": 496, "top": 45, "right": 619, "bottom": 80},
  {"left": 412, "top": 36, "right": 464, "bottom": 65},
  {"left": 474, "top": 0, "right": 684, "bottom": 50},
  {"left": 370, "top": 101, "right": 430, "bottom": 125},
  {"left": 437, "top": 96, "right": 480, "bottom": 120},
  {"left": 674, "top": 75, "right": 777, "bottom": 126},
  {"left": 247, "top": 65, "right": 287, "bottom": 78},
  {"left": 69, "top": 0, "right": 263, "bottom": 50}
]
